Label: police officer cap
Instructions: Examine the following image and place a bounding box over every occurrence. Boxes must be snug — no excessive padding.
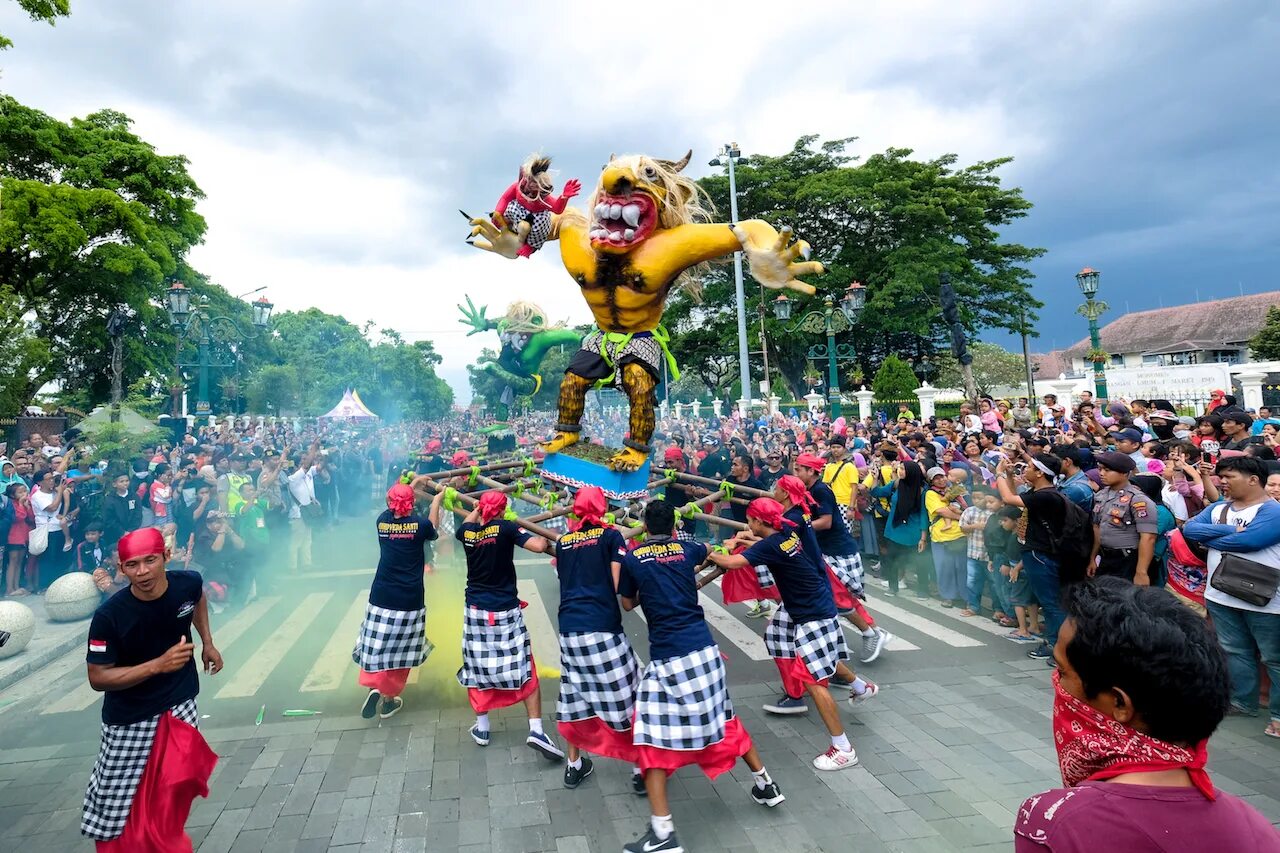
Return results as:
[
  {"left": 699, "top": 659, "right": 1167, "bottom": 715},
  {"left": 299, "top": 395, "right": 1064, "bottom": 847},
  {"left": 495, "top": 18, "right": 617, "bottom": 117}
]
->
[{"left": 1096, "top": 451, "right": 1136, "bottom": 474}]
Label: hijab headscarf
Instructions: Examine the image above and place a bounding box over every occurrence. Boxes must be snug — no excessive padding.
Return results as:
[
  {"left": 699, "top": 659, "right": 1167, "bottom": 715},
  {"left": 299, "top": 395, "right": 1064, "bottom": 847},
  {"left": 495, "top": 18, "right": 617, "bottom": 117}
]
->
[
  {"left": 568, "top": 486, "right": 608, "bottom": 532},
  {"left": 478, "top": 490, "right": 507, "bottom": 524},
  {"left": 386, "top": 484, "right": 416, "bottom": 517},
  {"left": 0, "top": 460, "right": 23, "bottom": 492},
  {"left": 891, "top": 460, "right": 926, "bottom": 528}
]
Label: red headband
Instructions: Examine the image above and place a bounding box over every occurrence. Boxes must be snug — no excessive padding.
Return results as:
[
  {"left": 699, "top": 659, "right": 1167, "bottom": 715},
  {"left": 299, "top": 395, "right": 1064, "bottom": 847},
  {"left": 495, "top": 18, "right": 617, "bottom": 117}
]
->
[
  {"left": 387, "top": 484, "right": 415, "bottom": 517},
  {"left": 118, "top": 527, "right": 165, "bottom": 563},
  {"left": 425, "top": 440, "right": 443, "bottom": 453},
  {"left": 775, "top": 475, "right": 815, "bottom": 511},
  {"left": 478, "top": 491, "right": 507, "bottom": 524},
  {"left": 795, "top": 453, "right": 826, "bottom": 472},
  {"left": 450, "top": 451, "right": 471, "bottom": 467},
  {"left": 569, "top": 486, "right": 608, "bottom": 533},
  {"left": 746, "top": 497, "right": 795, "bottom": 530}
]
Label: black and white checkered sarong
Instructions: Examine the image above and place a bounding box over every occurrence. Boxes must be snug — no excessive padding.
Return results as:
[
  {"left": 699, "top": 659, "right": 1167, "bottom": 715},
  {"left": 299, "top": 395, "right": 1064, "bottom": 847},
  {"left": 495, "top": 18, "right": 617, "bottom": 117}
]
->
[
  {"left": 351, "top": 604, "right": 430, "bottom": 672},
  {"left": 753, "top": 562, "right": 776, "bottom": 589},
  {"left": 581, "top": 331, "right": 663, "bottom": 382},
  {"left": 502, "top": 200, "right": 554, "bottom": 251},
  {"left": 82, "top": 698, "right": 199, "bottom": 841},
  {"left": 557, "top": 631, "right": 640, "bottom": 729},
  {"left": 633, "top": 644, "right": 732, "bottom": 751},
  {"left": 826, "top": 552, "right": 864, "bottom": 595},
  {"left": 763, "top": 606, "right": 849, "bottom": 681},
  {"left": 456, "top": 605, "right": 533, "bottom": 691}
]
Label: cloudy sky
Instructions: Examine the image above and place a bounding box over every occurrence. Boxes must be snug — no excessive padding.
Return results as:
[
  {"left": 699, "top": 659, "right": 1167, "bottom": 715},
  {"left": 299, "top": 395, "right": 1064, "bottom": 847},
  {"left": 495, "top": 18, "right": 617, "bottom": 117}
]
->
[{"left": 2, "top": 1, "right": 1276, "bottom": 401}]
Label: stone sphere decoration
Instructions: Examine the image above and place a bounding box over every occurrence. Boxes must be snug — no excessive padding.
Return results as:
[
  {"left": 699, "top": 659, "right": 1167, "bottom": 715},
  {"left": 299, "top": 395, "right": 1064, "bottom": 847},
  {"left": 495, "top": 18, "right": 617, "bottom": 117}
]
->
[
  {"left": 45, "top": 572, "right": 102, "bottom": 622},
  {"left": 0, "top": 600, "right": 36, "bottom": 659}
]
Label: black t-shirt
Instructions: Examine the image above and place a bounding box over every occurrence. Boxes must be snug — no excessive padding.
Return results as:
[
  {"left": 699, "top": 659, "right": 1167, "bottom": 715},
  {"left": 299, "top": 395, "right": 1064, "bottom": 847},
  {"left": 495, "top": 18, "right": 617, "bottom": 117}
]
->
[
  {"left": 810, "top": 481, "right": 858, "bottom": 557},
  {"left": 456, "top": 519, "right": 532, "bottom": 610},
  {"left": 698, "top": 450, "right": 732, "bottom": 481},
  {"left": 727, "top": 475, "right": 765, "bottom": 523},
  {"left": 85, "top": 570, "right": 203, "bottom": 726},
  {"left": 784, "top": 504, "right": 828, "bottom": 580},
  {"left": 1023, "top": 488, "right": 1067, "bottom": 554},
  {"left": 554, "top": 525, "right": 626, "bottom": 634},
  {"left": 371, "top": 510, "right": 437, "bottom": 611},
  {"left": 759, "top": 467, "right": 788, "bottom": 492},
  {"left": 617, "top": 537, "right": 712, "bottom": 660},
  {"left": 743, "top": 526, "right": 836, "bottom": 623}
]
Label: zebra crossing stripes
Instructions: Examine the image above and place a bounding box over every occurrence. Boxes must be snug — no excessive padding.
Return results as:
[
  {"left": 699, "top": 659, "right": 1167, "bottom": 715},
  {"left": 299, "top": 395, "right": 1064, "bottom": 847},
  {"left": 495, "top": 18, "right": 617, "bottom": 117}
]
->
[
  {"left": 866, "top": 598, "right": 985, "bottom": 648},
  {"left": 516, "top": 579, "right": 565, "bottom": 675},
  {"left": 214, "top": 592, "right": 333, "bottom": 699},
  {"left": 299, "top": 590, "right": 370, "bottom": 693}
]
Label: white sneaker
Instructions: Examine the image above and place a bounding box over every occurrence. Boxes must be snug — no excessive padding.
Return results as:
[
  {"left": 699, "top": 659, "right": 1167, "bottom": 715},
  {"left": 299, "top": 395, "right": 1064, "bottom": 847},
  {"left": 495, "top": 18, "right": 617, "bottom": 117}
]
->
[
  {"left": 848, "top": 681, "right": 879, "bottom": 707},
  {"left": 813, "top": 745, "right": 859, "bottom": 771}
]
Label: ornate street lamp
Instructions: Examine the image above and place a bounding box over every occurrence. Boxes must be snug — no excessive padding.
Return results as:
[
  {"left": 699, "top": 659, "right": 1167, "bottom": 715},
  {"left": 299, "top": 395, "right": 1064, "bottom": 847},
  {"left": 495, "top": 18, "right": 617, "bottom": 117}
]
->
[
  {"left": 772, "top": 293, "right": 793, "bottom": 321},
  {"left": 775, "top": 285, "right": 863, "bottom": 417},
  {"left": 840, "top": 281, "right": 866, "bottom": 321},
  {"left": 167, "top": 282, "right": 273, "bottom": 417},
  {"left": 251, "top": 296, "right": 275, "bottom": 329},
  {"left": 1075, "top": 266, "right": 1108, "bottom": 400},
  {"left": 166, "top": 281, "right": 191, "bottom": 327}
]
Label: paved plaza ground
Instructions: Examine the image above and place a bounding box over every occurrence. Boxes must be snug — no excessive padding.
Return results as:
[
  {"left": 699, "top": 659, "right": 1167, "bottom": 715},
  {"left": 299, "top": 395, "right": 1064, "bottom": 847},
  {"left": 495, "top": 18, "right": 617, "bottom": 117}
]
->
[{"left": 1, "top": 519, "right": 1277, "bottom": 852}]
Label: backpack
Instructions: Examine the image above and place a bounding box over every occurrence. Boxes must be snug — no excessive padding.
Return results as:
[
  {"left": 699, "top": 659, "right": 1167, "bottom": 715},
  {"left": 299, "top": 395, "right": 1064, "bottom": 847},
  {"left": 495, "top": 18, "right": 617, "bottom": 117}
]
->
[{"left": 1037, "top": 490, "right": 1093, "bottom": 584}]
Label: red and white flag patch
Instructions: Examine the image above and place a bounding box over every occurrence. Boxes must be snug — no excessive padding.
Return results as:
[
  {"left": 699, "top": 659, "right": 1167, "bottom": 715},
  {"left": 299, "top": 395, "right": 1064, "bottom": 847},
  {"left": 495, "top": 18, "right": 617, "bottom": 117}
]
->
[{"left": 88, "top": 639, "right": 107, "bottom": 654}]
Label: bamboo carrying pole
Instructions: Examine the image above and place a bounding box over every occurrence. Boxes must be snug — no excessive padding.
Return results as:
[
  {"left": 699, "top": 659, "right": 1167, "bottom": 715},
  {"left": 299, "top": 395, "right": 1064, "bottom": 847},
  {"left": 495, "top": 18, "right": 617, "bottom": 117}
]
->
[
  {"left": 412, "top": 479, "right": 562, "bottom": 541},
  {"left": 667, "top": 470, "right": 775, "bottom": 501}
]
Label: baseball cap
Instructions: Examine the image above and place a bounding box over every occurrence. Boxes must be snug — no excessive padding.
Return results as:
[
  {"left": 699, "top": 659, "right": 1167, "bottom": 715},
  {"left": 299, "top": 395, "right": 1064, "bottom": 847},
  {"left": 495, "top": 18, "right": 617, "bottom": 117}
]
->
[
  {"left": 925, "top": 466, "right": 946, "bottom": 481},
  {"left": 701, "top": 433, "right": 719, "bottom": 446},
  {"left": 1115, "top": 428, "right": 1144, "bottom": 444},
  {"left": 1096, "top": 451, "right": 1137, "bottom": 474}
]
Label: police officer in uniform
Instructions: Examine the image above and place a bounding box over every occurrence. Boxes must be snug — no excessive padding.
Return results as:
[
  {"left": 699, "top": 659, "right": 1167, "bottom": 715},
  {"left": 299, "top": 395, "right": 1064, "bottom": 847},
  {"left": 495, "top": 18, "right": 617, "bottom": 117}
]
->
[{"left": 1088, "top": 452, "right": 1159, "bottom": 584}]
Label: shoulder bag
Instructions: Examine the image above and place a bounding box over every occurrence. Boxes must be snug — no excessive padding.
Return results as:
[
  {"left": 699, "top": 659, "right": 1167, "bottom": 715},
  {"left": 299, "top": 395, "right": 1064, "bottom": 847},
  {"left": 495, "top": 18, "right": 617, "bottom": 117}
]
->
[{"left": 1209, "top": 503, "right": 1280, "bottom": 607}]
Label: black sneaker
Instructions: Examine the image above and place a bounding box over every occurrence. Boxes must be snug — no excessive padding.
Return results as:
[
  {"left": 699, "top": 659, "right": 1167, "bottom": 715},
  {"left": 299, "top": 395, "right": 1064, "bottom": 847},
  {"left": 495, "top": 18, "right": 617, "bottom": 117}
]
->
[
  {"left": 563, "top": 756, "right": 594, "bottom": 789},
  {"left": 623, "top": 827, "right": 683, "bottom": 853},
  {"left": 1027, "top": 644, "right": 1052, "bottom": 660},
  {"left": 360, "top": 689, "right": 380, "bottom": 719},
  {"left": 631, "top": 772, "right": 648, "bottom": 796},
  {"left": 750, "top": 780, "right": 786, "bottom": 807},
  {"left": 378, "top": 696, "right": 403, "bottom": 719}
]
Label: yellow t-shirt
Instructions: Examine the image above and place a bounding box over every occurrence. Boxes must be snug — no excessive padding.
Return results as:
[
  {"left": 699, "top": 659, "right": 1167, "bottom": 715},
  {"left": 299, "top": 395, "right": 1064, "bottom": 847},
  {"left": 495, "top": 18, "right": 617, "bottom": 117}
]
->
[
  {"left": 822, "top": 460, "right": 859, "bottom": 507},
  {"left": 925, "top": 490, "right": 964, "bottom": 542}
]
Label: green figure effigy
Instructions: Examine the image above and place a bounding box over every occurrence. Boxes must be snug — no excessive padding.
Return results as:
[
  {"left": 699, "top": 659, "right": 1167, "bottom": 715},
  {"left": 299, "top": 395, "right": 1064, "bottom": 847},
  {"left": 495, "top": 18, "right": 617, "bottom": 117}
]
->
[{"left": 458, "top": 296, "right": 581, "bottom": 420}]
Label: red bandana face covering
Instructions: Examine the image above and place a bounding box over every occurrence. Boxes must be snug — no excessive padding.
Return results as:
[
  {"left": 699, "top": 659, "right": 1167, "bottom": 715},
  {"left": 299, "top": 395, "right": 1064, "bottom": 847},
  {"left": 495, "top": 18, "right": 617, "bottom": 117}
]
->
[{"left": 1051, "top": 670, "right": 1215, "bottom": 799}]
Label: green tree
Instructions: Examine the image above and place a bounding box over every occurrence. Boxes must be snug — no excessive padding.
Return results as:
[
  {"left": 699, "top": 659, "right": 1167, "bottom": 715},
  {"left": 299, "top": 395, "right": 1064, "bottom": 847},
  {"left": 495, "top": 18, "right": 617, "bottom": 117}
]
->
[
  {"left": 666, "top": 136, "right": 1044, "bottom": 400},
  {"left": 872, "top": 354, "right": 919, "bottom": 402},
  {"left": 0, "top": 96, "right": 206, "bottom": 406},
  {"left": 934, "top": 341, "right": 1027, "bottom": 396},
  {"left": 366, "top": 332, "right": 454, "bottom": 421},
  {"left": 0, "top": 284, "right": 51, "bottom": 414},
  {"left": 1, "top": 0, "right": 70, "bottom": 50},
  {"left": 246, "top": 365, "right": 301, "bottom": 415},
  {"left": 1250, "top": 306, "right": 1280, "bottom": 361}
]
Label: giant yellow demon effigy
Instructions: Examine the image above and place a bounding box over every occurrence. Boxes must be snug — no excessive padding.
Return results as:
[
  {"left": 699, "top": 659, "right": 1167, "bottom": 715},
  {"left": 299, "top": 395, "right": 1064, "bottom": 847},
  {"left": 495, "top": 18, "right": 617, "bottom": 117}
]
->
[{"left": 467, "top": 150, "right": 822, "bottom": 471}]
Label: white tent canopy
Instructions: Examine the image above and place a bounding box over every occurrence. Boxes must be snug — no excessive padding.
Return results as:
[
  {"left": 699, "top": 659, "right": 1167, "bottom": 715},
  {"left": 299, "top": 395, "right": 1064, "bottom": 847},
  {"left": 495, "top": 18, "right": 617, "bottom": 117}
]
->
[{"left": 319, "top": 388, "right": 379, "bottom": 420}]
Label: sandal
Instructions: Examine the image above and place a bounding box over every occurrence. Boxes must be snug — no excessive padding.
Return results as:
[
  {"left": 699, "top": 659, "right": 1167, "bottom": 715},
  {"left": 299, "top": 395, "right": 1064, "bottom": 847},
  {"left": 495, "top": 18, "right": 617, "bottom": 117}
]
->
[
  {"left": 9, "top": 588, "right": 28, "bottom": 597},
  {"left": 998, "top": 617, "right": 1017, "bottom": 628},
  {"left": 1265, "top": 721, "right": 1280, "bottom": 739},
  {"left": 958, "top": 609, "right": 977, "bottom": 617},
  {"left": 940, "top": 601, "right": 953, "bottom": 609}
]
